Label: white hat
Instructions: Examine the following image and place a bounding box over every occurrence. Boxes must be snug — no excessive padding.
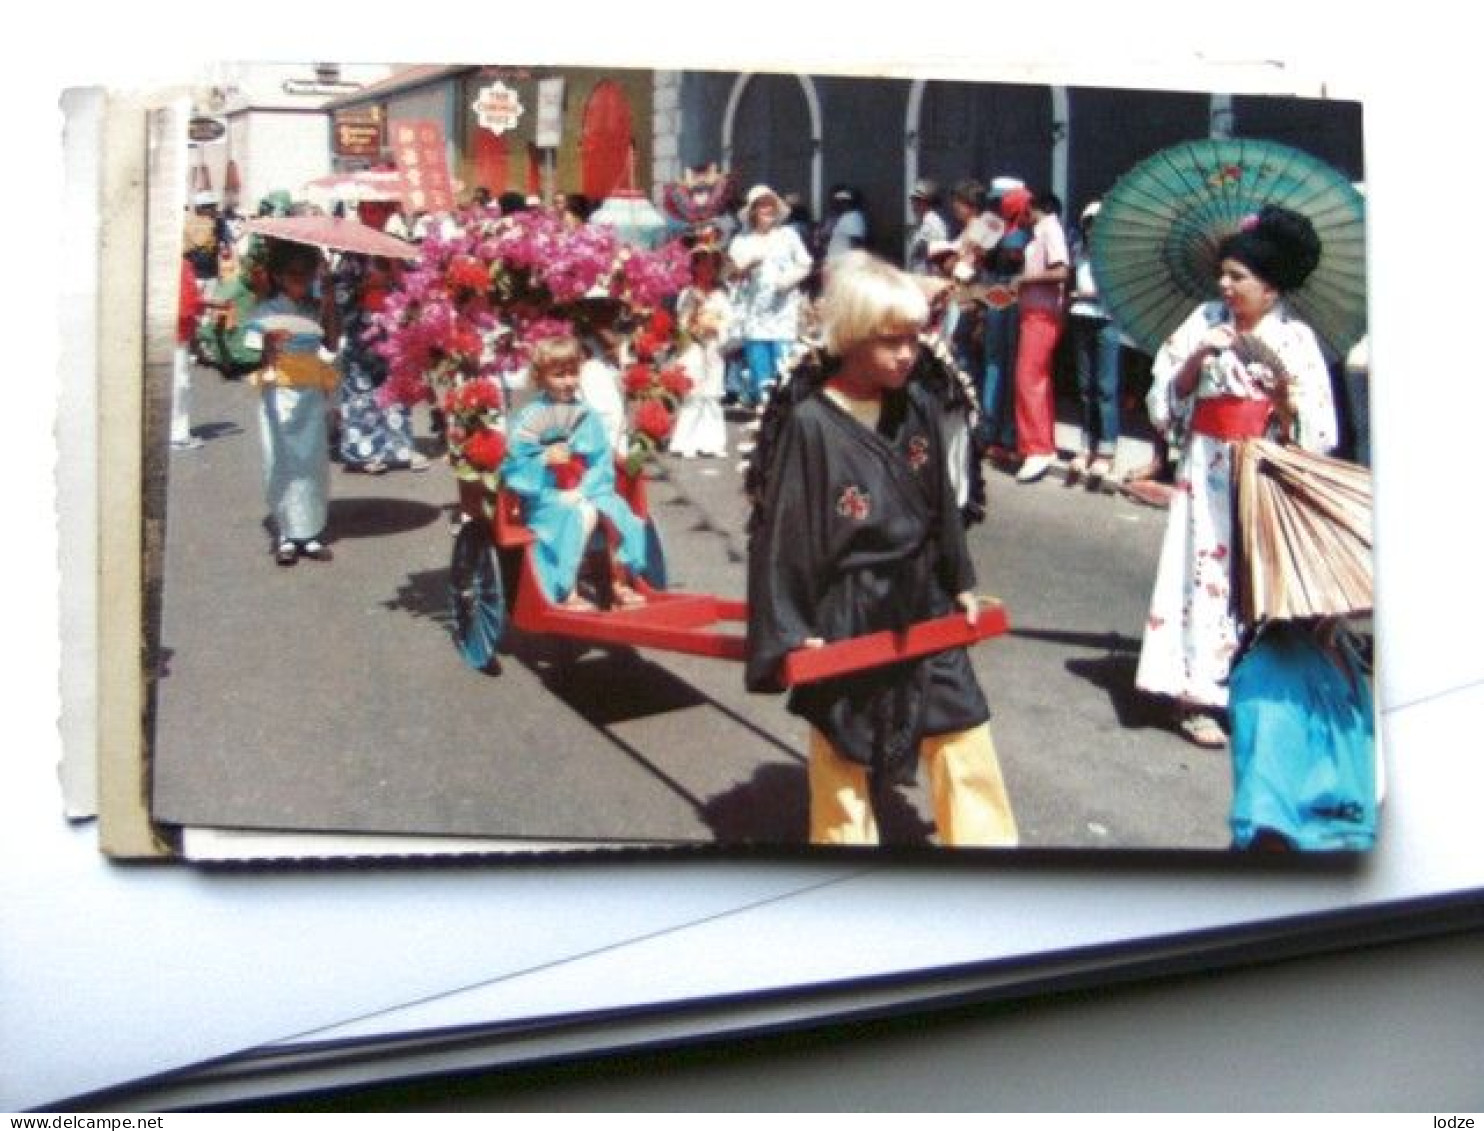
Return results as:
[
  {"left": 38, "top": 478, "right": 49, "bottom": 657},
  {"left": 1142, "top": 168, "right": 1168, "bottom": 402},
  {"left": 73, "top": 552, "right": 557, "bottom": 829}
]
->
[
  {"left": 743, "top": 184, "right": 787, "bottom": 216},
  {"left": 1080, "top": 200, "right": 1102, "bottom": 222},
  {"left": 988, "top": 176, "right": 1025, "bottom": 198},
  {"left": 193, "top": 190, "right": 221, "bottom": 208}
]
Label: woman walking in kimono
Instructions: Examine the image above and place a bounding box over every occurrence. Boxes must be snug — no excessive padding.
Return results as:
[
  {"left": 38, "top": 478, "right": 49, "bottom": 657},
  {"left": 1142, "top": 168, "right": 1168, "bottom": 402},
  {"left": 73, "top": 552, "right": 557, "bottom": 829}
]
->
[
  {"left": 1135, "top": 206, "right": 1338, "bottom": 747},
  {"left": 246, "top": 240, "right": 341, "bottom": 565},
  {"left": 745, "top": 251, "right": 1018, "bottom": 848}
]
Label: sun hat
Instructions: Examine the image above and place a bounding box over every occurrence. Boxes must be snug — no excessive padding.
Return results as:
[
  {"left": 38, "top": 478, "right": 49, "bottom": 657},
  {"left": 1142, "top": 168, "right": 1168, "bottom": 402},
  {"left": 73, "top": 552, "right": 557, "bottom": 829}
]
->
[{"left": 743, "top": 184, "right": 787, "bottom": 216}]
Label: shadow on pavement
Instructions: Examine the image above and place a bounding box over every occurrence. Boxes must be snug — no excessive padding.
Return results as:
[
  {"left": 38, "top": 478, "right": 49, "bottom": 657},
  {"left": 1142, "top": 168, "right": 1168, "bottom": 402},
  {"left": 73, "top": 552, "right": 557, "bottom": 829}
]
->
[{"left": 326, "top": 497, "right": 444, "bottom": 539}]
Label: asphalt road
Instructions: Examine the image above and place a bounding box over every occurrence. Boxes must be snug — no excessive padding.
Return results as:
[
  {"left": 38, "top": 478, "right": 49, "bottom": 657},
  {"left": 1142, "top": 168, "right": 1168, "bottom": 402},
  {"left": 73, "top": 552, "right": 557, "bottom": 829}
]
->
[{"left": 149, "top": 363, "right": 1229, "bottom": 852}]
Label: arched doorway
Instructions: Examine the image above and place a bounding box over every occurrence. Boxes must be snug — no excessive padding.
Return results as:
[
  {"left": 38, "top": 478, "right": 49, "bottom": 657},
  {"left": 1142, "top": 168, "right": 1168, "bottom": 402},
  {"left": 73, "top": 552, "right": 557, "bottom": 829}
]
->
[
  {"left": 724, "top": 73, "right": 819, "bottom": 220},
  {"left": 581, "top": 81, "right": 634, "bottom": 200},
  {"left": 912, "top": 80, "right": 1053, "bottom": 223}
]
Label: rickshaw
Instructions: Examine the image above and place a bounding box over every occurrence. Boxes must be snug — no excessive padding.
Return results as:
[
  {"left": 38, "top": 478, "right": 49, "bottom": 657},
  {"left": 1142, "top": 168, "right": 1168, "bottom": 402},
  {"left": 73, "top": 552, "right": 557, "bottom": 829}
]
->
[{"left": 447, "top": 466, "right": 1010, "bottom": 686}]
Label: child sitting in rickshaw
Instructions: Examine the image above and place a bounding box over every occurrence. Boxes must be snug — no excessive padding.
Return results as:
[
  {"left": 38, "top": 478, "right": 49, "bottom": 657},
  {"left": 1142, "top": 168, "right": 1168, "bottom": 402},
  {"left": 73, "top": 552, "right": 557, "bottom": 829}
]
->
[{"left": 501, "top": 335, "right": 650, "bottom": 611}]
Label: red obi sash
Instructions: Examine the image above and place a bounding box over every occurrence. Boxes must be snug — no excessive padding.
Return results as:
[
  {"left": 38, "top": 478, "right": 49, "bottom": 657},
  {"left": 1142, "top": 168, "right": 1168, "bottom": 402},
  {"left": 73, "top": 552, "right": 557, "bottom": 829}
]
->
[{"left": 1191, "top": 395, "right": 1271, "bottom": 441}]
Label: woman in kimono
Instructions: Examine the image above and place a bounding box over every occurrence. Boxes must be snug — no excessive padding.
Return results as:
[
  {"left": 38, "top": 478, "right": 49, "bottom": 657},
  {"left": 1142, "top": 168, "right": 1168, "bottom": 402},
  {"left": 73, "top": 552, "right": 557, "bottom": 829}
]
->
[
  {"left": 502, "top": 335, "right": 649, "bottom": 611},
  {"left": 1135, "top": 206, "right": 1338, "bottom": 747},
  {"left": 245, "top": 239, "right": 341, "bottom": 565},
  {"left": 745, "top": 251, "right": 1018, "bottom": 848},
  {"left": 331, "top": 253, "right": 426, "bottom": 474}
]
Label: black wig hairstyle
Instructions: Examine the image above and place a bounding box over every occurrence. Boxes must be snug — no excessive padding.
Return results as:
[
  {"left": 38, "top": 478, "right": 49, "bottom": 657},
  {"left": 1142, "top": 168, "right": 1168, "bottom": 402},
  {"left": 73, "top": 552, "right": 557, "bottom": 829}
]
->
[{"left": 1218, "top": 205, "right": 1323, "bottom": 293}]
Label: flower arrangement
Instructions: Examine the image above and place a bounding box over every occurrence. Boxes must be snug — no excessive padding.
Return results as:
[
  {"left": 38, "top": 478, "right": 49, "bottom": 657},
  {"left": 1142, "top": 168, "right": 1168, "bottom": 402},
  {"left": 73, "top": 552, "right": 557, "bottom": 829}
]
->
[
  {"left": 368, "top": 205, "right": 691, "bottom": 487},
  {"left": 440, "top": 377, "right": 507, "bottom": 490},
  {"left": 618, "top": 309, "right": 693, "bottom": 475}
]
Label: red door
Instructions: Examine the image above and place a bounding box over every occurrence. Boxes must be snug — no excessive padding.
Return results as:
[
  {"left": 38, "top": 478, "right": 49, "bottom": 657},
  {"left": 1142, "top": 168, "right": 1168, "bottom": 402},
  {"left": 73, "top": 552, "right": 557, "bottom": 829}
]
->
[
  {"left": 471, "top": 127, "right": 510, "bottom": 195},
  {"left": 580, "top": 82, "right": 633, "bottom": 200}
]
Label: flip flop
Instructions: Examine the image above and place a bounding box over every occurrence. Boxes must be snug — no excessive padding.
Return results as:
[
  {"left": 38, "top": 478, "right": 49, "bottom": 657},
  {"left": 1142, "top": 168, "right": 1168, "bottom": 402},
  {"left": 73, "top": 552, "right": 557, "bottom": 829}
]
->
[{"left": 1178, "top": 712, "right": 1227, "bottom": 748}]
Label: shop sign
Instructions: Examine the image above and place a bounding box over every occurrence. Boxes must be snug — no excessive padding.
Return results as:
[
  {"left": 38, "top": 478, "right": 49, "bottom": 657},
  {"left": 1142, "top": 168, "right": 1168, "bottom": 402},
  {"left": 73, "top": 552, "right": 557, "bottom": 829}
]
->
[
  {"left": 472, "top": 81, "right": 524, "bottom": 136},
  {"left": 188, "top": 116, "right": 226, "bottom": 144},
  {"left": 334, "top": 108, "right": 384, "bottom": 158}
]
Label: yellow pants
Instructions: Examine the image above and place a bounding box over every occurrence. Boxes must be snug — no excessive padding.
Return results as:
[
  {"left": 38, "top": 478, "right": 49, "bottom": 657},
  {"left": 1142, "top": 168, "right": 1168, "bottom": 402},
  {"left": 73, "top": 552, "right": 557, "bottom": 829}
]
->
[{"left": 807, "top": 723, "right": 1019, "bottom": 848}]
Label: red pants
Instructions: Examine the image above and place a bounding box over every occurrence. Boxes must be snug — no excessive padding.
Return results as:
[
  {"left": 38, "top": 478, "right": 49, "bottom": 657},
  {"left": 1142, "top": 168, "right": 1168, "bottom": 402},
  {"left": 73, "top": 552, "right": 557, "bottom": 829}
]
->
[{"left": 1014, "top": 309, "right": 1063, "bottom": 457}]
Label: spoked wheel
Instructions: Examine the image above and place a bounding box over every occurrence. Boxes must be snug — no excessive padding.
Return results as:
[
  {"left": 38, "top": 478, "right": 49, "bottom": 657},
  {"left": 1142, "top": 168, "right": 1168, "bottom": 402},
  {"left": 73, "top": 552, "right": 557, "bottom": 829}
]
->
[
  {"left": 449, "top": 520, "right": 505, "bottom": 673},
  {"left": 640, "top": 517, "right": 668, "bottom": 590}
]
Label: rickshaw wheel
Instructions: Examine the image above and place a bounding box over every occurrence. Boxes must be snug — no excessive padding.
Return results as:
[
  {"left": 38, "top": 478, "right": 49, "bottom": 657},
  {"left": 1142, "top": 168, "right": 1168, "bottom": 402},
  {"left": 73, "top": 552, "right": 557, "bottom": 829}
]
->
[
  {"left": 449, "top": 520, "right": 505, "bottom": 673},
  {"left": 640, "top": 517, "right": 668, "bottom": 589}
]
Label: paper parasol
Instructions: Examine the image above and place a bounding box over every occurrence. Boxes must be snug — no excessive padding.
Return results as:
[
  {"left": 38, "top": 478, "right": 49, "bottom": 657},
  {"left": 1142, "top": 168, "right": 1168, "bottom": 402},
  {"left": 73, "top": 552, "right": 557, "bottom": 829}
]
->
[
  {"left": 301, "top": 170, "right": 407, "bottom": 212},
  {"left": 1090, "top": 138, "right": 1366, "bottom": 358},
  {"left": 245, "top": 215, "right": 419, "bottom": 261}
]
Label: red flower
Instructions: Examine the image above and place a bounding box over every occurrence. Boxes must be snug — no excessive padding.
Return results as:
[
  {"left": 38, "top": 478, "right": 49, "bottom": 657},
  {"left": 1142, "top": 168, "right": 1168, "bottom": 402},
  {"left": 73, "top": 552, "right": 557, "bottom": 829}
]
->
[
  {"left": 645, "top": 309, "right": 675, "bottom": 338},
  {"left": 463, "top": 428, "right": 508, "bottom": 471},
  {"left": 451, "top": 327, "right": 484, "bottom": 360},
  {"left": 659, "top": 365, "right": 694, "bottom": 399},
  {"left": 634, "top": 330, "right": 667, "bottom": 362},
  {"left": 633, "top": 399, "right": 674, "bottom": 442},
  {"left": 446, "top": 255, "right": 489, "bottom": 293},
  {"left": 551, "top": 454, "right": 587, "bottom": 490},
  {"left": 445, "top": 378, "right": 503, "bottom": 416},
  {"left": 623, "top": 363, "right": 658, "bottom": 397}
]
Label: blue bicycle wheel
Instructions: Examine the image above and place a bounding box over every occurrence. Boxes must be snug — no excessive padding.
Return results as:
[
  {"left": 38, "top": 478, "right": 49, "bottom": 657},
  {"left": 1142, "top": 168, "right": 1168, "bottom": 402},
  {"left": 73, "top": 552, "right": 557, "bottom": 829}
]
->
[
  {"left": 641, "top": 517, "right": 668, "bottom": 590},
  {"left": 449, "top": 521, "right": 505, "bottom": 673}
]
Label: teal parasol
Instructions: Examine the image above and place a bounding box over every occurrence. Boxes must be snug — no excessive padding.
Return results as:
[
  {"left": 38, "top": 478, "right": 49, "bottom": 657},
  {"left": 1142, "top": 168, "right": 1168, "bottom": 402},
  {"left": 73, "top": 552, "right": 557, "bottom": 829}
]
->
[{"left": 1090, "top": 138, "right": 1367, "bottom": 359}]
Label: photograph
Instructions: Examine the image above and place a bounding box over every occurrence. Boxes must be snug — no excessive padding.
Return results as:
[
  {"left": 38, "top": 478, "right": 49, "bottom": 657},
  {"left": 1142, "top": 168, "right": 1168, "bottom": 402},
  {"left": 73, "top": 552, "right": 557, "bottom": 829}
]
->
[{"left": 132, "top": 59, "right": 1375, "bottom": 856}]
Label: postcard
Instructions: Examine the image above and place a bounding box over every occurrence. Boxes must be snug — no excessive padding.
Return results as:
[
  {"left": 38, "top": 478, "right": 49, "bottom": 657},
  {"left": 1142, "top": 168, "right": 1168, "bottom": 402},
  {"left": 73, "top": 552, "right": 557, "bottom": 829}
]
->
[{"left": 87, "top": 59, "right": 1374, "bottom": 858}]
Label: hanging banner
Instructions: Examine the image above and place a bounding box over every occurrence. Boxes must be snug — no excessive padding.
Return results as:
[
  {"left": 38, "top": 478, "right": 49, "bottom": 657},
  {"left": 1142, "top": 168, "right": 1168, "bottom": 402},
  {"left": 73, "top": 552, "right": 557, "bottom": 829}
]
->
[
  {"left": 471, "top": 81, "right": 524, "bottom": 137},
  {"left": 536, "top": 78, "right": 565, "bottom": 148},
  {"left": 390, "top": 119, "right": 456, "bottom": 214}
]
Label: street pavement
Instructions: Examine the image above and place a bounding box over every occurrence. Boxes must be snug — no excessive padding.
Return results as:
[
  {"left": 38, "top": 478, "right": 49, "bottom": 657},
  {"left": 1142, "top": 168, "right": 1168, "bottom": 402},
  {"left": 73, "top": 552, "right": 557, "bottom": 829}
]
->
[{"left": 150, "top": 363, "right": 1229, "bottom": 852}]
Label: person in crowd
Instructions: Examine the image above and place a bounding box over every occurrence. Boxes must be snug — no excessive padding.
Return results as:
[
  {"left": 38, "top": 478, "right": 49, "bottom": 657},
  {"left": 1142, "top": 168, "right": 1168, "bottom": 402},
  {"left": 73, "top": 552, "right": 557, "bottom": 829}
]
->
[
  {"left": 244, "top": 239, "right": 341, "bottom": 566},
  {"left": 1135, "top": 205, "right": 1338, "bottom": 748},
  {"left": 974, "top": 180, "right": 1028, "bottom": 465},
  {"left": 502, "top": 334, "right": 650, "bottom": 611},
  {"left": 497, "top": 190, "right": 529, "bottom": 215},
  {"left": 1066, "top": 199, "right": 1123, "bottom": 483},
  {"left": 904, "top": 178, "right": 950, "bottom": 276},
  {"left": 573, "top": 293, "right": 634, "bottom": 454},
  {"left": 331, "top": 253, "right": 427, "bottom": 474},
  {"left": 728, "top": 184, "right": 814, "bottom": 407},
  {"left": 560, "top": 192, "right": 594, "bottom": 229},
  {"left": 1007, "top": 189, "right": 1070, "bottom": 484},
  {"left": 183, "top": 191, "right": 225, "bottom": 286},
  {"left": 745, "top": 250, "right": 1018, "bottom": 848},
  {"left": 1226, "top": 616, "right": 1376, "bottom": 851},
  {"left": 172, "top": 253, "right": 205, "bottom": 451},
  {"left": 670, "top": 246, "right": 734, "bottom": 458},
  {"left": 820, "top": 184, "right": 869, "bottom": 264}
]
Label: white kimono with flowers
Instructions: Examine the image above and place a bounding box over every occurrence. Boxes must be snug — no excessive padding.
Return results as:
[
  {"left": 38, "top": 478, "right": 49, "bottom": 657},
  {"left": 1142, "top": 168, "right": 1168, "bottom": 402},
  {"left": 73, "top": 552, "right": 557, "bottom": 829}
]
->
[{"left": 1135, "top": 301, "right": 1338, "bottom": 710}]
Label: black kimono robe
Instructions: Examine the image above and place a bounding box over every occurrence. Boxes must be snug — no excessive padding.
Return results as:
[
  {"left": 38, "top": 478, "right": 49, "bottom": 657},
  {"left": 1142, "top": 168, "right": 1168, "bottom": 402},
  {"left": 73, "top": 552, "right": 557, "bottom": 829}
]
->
[{"left": 745, "top": 375, "right": 991, "bottom": 783}]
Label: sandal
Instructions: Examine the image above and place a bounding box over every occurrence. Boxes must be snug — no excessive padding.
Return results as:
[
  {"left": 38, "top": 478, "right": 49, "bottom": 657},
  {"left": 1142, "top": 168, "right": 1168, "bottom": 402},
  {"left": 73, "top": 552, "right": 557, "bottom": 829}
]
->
[
  {"left": 1177, "top": 711, "right": 1226, "bottom": 749},
  {"left": 300, "top": 538, "right": 334, "bottom": 562},
  {"left": 558, "top": 593, "right": 597, "bottom": 612},
  {"left": 611, "top": 582, "right": 647, "bottom": 609}
]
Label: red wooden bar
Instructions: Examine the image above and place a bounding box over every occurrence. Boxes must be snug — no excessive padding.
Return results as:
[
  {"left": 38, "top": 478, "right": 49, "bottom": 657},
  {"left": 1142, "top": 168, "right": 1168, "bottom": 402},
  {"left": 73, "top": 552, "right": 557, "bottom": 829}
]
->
[
  {"left": 779, "top": 600, "right": 1010, "bottom": 686},
  {"left": 461, "top": 472, "right": 1009, "bottom": 682}
]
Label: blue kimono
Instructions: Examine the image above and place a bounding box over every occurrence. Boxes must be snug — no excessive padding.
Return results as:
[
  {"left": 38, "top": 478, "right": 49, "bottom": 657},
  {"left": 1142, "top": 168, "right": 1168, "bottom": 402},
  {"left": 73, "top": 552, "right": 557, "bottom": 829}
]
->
[
  {"left": 1228, "top": 623, "right": 1377, "bottom": 851},
  {"left": 501, "top": 394, "right": 648, "bottom": 604}
]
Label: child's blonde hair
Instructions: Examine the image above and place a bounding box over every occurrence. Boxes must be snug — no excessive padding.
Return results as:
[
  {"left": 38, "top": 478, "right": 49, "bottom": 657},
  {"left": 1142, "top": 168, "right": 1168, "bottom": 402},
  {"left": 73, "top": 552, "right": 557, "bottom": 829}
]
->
[
  {"left": 818, "top": 250, "right": 928, "bottom": 356},
  {"left": 529, "top": 334, "right": 584, "bottom": 385}
]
